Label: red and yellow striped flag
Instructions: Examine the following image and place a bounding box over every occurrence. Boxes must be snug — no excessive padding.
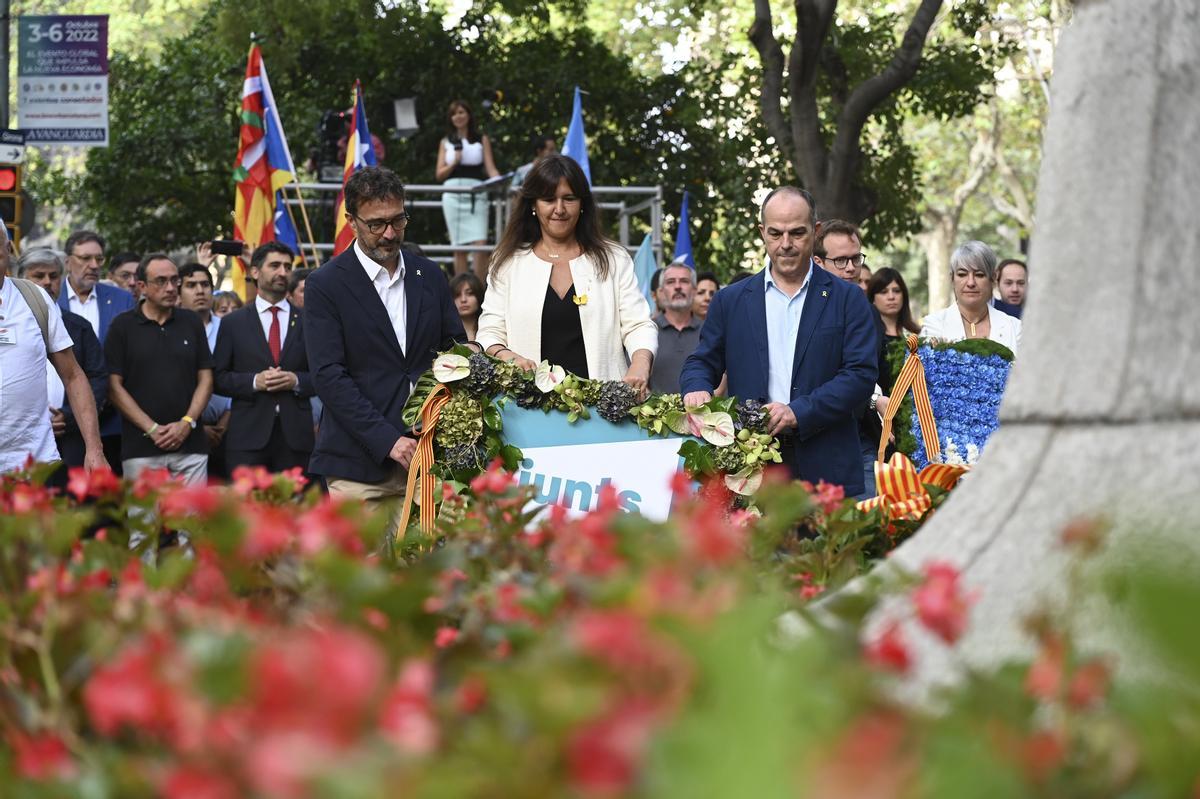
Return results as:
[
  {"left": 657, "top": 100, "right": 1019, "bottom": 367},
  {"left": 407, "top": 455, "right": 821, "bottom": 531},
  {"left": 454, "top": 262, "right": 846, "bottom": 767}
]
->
[{"left": 332, "top": 81, "right": 377, "bottom": 256}]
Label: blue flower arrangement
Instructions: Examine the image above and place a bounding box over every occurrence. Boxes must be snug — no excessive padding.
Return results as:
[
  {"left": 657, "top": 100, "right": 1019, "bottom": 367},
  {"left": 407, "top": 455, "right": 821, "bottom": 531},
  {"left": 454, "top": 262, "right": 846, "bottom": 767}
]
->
[{"left": 887, "top": 339, "right": 1015, "bottom": 470}]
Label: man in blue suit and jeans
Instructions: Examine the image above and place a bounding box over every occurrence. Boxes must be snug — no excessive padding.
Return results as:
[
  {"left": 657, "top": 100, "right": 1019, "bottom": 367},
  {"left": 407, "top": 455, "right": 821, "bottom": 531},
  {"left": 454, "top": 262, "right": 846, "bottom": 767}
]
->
[
  {"left": 680, "top": 187, "right": 878, "bottom": 496},
  {"left": 305, "top": 167, "right": 465, "bottom": 534},
  {"left": 57, "top": 230, "right": 136, "bottom": 472}
]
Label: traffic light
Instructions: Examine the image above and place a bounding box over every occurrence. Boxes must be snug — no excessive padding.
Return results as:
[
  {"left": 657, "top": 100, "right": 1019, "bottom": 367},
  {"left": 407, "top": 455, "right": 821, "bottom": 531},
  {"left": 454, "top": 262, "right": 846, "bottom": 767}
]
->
[{"left": 0, "top": 164, "right": 20, "bottom": 249}]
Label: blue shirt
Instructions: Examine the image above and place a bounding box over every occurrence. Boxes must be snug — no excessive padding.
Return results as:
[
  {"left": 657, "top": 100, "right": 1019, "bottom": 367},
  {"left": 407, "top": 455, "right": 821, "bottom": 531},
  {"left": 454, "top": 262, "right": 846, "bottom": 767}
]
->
[
  {"left": 202, "top": 315, "right": 232, "bottom": 423},
  {"left": 763, "top": 260, "right": 813, "bottom": 404}
]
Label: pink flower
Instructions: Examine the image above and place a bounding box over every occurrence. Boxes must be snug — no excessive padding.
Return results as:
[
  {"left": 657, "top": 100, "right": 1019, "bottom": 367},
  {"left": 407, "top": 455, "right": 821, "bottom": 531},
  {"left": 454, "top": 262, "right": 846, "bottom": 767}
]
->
[
  {"left": 803, "top": 479, "right": 845, "bottom": 515},
  {"left": 863, "top": 622, "right": 911, "bottom": 674},
  {"left": 162, "top": 766, "right": 240, "bottom": 799},
  {"left": 379, "top": 659, "right": 438, "bottom": 755},
  {"left": 1024, "top": 635, "right": 1064, "bottom": 701},
  {"left": 66, "top": 465, "right": 121, "bottom": 503},
  {"left": 159, "top": 484, "right": 222, "bottom": 518},
  {"left": 131, "top": 466, "right": 174, "bottom": 498},
  {"left": 469, "top": 460, "right": 512, "bottom": 495},
  {"left": 231, "top": 465, "right": 276, "bottom": 493},
  {"left": 1067, "top": 659, "right": 1110, "bottom": 710},
  {"left": 9, "top": 730, "right": 75, "bottom": 780},
  {"left": 83, "top": 636, "right": 179, "bottom": 738},
  {"left": 681, "top": 499, "right": 746, "bottom": 566},
  {"left": 911, "top": 561, "right": 973, "bottom": 644},
  {"left": 434, "top": 627, "right": 459, "bottom": 648},
  {"left": 240, "top": 504, "right": 294, "bottom": 560},
  {"left": 567, "top": 700, "right": 657, "bottom": 797}
]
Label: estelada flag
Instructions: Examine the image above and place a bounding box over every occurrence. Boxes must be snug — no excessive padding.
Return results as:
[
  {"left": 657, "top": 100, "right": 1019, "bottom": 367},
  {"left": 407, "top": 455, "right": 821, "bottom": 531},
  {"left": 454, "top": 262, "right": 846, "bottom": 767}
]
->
[
  {"left": 231, "top": 44, "right": 295, "bottom": 298},
  {"left": 332, "top": 81, "right": 378, "bottom": 255}
]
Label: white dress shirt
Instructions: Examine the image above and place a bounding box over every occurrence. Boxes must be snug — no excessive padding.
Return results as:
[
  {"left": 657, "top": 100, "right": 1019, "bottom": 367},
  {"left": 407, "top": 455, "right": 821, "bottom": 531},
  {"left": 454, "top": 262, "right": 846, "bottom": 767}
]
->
[
  {"left": 66, "top": 279, "right": 101, "bottom": 336},
  {"left": 763, "top": 261, "right": 813, "bottom": 404},
  {"left": 354, "top": 241, "right": 407, "bottom": 355},
  {"left": 0, "top": 278, "right": 73, "bottom": 473},
  {"left": 254, "top": 295, "right": 291, "bottom": 349}
]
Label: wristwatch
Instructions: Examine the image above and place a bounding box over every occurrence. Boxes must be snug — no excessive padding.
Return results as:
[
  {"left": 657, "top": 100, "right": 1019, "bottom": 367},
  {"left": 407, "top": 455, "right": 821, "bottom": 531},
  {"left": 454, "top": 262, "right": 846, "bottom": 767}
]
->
[
  {"left": 869, "top": 394, "right": 881, "bottom": 412},
  {"left": 181, "top": 415, "right": 197, "bottom": 430}
]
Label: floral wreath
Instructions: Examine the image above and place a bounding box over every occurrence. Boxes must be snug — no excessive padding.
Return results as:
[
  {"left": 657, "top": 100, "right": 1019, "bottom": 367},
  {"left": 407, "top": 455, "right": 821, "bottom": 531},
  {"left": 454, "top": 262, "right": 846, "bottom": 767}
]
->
[{"left": 402, "top": 346, "right": 785, "bottom": 497}]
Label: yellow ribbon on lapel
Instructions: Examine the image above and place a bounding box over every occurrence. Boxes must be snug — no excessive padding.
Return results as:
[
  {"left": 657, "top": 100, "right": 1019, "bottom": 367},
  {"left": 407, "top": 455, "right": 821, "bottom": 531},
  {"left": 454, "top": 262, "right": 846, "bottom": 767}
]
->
[
  {"left": 396, "top": 383, "right": 452, "bottom": 536},
  {"left": 855, "top": 452, "right": 968, "bottom": 520},
  {"left": 879, "top": 334, "right": 940, "bottom": 463}
]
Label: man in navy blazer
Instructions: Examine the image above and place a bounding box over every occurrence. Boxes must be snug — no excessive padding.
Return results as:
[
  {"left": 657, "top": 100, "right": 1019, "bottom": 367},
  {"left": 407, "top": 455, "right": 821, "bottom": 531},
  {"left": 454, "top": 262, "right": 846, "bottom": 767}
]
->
[
  {"left": 680, "top": 187, "right": 878, "bottom": 496},
  {"left": 213, "top": 242, "right": 315, "bottom": 474},
  {"left": 305, "top": 167, "right": 465, "bottom": 527},
  {"left": 57, "top": 231, "right": 136, "bottom": 472}
]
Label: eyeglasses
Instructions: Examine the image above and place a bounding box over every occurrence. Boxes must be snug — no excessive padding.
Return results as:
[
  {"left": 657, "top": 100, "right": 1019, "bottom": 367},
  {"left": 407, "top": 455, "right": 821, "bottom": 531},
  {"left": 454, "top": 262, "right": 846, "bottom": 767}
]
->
[
  {"left": 145, "top": 276, "right": 182, "bottom": 288},
  {"left": 820, "top": 253, "right": 867, "bottom": 270},
  {"left": 355, "top": 213, "right": 411, "bottom": 235}
]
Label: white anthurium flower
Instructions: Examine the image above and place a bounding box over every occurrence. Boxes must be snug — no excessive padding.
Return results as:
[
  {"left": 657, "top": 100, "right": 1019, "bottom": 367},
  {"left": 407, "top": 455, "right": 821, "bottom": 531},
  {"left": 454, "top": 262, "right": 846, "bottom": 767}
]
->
[
  {"left": 687, "top": 410, "right": 735, "bottom": 447},
  {"left": 432, "top": 353, "right": 471, "bottom": 383},
  {"left": 535, "top": 361, "right": 566, "bottom": 393},
  {"left": 724, "top": 467, "right": 763, "bottom": 496}
]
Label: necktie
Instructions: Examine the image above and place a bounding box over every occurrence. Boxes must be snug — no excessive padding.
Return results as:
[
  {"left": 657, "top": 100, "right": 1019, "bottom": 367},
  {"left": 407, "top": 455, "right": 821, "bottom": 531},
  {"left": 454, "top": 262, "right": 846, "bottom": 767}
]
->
[{"left": 268, "top": 306, "right": 281, "bottom": 365}]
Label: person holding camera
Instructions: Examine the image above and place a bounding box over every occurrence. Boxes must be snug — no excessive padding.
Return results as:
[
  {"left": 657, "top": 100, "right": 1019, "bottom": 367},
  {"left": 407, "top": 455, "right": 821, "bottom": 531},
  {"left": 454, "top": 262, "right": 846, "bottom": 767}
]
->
[{"left": 436, "top": 99, "right": 499, "bottom": 280}]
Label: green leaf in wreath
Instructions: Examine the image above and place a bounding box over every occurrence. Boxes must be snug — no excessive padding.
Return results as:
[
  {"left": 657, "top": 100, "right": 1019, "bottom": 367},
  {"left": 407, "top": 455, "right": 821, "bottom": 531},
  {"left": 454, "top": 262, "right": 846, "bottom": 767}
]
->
[{"left": 482, "top": 404, "right": 503, "bottom": 431}]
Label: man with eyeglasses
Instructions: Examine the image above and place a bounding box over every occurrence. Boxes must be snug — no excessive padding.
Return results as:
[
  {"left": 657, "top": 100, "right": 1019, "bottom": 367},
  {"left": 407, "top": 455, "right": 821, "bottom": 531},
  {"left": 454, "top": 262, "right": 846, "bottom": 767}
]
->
[
  {"left": 57, "top": 231, "right": 136, "bottom": 472},
  {"left": 104, "top": 254, "right": 213, "bottom": 486},
  {"left": 306, "top": 166, "right": 466, "bottom": 537},
  {"left": 815, "top": 219, "right": 889, "bottom": 498}
]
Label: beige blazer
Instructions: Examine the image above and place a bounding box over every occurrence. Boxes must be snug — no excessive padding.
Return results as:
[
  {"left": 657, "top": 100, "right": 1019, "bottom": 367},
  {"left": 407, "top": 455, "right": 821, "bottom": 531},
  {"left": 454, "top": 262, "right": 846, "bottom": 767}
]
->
[
  {"left": 920, "top": 302, "right": 1022, "bottom": 356},
  {"left": 477, "top": 246, "right": 658, "bottom": 381}
]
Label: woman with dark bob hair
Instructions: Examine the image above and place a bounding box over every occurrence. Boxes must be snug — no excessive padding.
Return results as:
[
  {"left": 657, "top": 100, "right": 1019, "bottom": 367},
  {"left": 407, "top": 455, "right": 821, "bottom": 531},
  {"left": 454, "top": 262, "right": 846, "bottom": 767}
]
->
[
  {"left": 476, "top": 155, "right": 657, "bottom": 397},
  {"left": 866, "top": 267, "right": 920, "bottom": 415}
]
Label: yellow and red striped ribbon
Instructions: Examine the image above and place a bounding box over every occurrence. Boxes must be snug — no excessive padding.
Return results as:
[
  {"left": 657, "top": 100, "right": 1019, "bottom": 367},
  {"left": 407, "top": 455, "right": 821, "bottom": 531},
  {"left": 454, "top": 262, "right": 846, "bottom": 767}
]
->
[
  {"left": 878, "top": 334, "right": 940, "bottom": 463},
  {"left": 856, "top": 452, "right": 968, "bottom": 520},
  {"left": 397, "top": 384, "right": 452, "bottom": 535}
]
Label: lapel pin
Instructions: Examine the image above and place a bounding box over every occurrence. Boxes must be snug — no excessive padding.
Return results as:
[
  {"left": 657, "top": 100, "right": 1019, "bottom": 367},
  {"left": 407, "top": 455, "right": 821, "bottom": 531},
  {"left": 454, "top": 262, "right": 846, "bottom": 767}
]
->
[
  {"left": 416, "top": 269, "right": 422, "bottom": 276},
  {"left": 821, "top": 290, "right": 828, "bottom": 297}
]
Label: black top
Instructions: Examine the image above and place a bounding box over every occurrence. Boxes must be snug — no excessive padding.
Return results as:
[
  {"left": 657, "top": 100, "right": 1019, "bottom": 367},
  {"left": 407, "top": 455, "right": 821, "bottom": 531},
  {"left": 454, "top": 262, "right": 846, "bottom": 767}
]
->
[
  {"left": 448, "top": 163, "right": 486, "bottom": 181},
  {"left": 104, "top": 306, "right": 213, "bottom": 459},
  {"left": 541, "top": 284, "right": 588, "bottom": 379},
  {"left": 880, "top": 333, "right": 903, "bottom": 394}
]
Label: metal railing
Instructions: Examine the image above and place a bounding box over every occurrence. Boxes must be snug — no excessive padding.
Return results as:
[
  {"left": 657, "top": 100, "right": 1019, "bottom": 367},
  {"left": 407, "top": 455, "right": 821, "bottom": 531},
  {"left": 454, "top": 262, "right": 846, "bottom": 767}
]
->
[{"left": 285, "top": 182, "right": 664, "bottom": 265}]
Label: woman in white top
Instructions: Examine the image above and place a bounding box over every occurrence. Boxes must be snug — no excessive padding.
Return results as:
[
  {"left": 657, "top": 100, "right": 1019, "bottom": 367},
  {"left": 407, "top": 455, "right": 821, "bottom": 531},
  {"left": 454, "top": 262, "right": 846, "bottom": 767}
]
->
[
  {"left": 436, "top": 99, "right": 499, "bottom": 280},
  {"left": 476, "top": 154, "right": 657, "bottom": 397},
  {"left": 921, "top": 240, "right": 1022, "bottom": 355}
]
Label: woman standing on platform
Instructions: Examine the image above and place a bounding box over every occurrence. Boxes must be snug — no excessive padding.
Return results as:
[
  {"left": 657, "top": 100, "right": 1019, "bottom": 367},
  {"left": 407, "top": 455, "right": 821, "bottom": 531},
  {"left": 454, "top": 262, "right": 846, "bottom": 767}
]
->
[
  {"left": 921, "top": 241, "right": 1022, "bottom": 354},
  {"left": 436, "top": 99, "right": 499, "bottom": 279},
  {"left": 476, "top": 155, "right": 657, "bottom": 398}
]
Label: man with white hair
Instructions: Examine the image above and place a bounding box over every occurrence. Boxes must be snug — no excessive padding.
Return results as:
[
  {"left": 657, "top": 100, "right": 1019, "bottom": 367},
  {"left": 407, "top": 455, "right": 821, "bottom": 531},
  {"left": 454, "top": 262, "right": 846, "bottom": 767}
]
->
[
  {"left": 0, "top": 226, "right": 108, "bottom": 474},
  {"left": 17, "top": 248, "right": 109, "bottom": 473},
  {"left": 649, "top": 262, "right": 703, "bottom": 395}
]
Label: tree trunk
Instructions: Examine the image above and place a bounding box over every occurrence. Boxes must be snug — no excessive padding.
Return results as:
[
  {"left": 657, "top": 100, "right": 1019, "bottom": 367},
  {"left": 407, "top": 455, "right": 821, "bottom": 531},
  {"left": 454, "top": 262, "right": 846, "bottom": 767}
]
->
[{"left": 918, "top": 216, "right": 954, "bottom": 314}]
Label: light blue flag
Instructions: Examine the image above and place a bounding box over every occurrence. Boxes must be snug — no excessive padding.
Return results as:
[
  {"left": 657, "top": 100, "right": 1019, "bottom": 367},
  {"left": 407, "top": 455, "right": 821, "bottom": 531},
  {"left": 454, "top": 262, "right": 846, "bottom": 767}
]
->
[
  {"left": 673, "top": 191, "right": 693, "bottom": 268},
  {"left": 633, "top": 233, "right": 658, "bottom": 311},
  {"left": 259, "top": 53, "right": 301, "bottom": 250},
  {"left": 562, "top": 86, "right": 591, "bottom": 185}
]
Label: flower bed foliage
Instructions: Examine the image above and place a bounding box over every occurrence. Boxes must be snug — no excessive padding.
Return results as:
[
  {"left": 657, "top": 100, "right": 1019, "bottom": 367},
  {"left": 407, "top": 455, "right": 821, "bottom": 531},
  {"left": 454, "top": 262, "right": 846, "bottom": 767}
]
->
[
  {"left": 408, "top": 347, "right": 782, "bottom": 497},
  {"left": 1, "top": 462, "right": 1198, "bottom": 798},
  {"left": 886, "top": 338, "right": 1014, "bottom": 467}
]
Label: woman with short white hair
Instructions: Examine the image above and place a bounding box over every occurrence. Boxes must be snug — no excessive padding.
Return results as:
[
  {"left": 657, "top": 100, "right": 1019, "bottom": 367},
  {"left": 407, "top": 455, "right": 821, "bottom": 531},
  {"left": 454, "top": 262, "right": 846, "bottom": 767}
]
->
[{"left": 921, "top": 240, "right": 1021, "bottom": 354}]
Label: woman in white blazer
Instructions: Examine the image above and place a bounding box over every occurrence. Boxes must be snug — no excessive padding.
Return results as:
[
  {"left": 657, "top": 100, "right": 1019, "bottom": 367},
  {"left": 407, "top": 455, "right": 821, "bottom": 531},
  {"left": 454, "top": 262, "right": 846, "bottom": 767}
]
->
[
  {"left": 921, "top": 240, "right": 1022, "bottom": 355},
  {"left": 476, "top": 155, "right": 657, "bottom": 396}
]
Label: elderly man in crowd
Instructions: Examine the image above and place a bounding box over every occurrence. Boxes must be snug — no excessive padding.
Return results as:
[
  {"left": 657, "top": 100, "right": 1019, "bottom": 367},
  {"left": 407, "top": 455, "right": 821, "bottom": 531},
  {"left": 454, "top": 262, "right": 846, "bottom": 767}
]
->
[
  {"left": 16, "top": 248, "right": 109, "bottom": 476},
  {"left": 649, "top": 263, "right": 703, "bottom": 395},
  {"left": 0, "top": 226, "right": 107, "bottom": 475},
  {"left": 681, "top": 188, "right": 877, "bottom": 496}
]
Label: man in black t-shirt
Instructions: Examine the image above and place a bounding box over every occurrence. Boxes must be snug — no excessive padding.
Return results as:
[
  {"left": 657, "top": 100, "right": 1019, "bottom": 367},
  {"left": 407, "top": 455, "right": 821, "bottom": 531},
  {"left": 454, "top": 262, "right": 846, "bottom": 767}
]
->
[{"left": 104, "top": 254, "right": 213, "bottom": 485}]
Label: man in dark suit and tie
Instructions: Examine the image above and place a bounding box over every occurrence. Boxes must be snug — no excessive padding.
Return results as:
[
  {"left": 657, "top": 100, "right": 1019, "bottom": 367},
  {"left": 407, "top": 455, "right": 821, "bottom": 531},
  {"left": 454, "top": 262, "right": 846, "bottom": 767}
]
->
[
  {"left": 213, "top": 242, "right": 314, "bottom": 474},
  {"left": 57, "top": 230, "right": 136, "bottom": 472},
  {"left": 680, "top": 187, "right": 878, "bottom": 496},
  {"left": 305, "top": 167, "right": 465, "bottom": 532}
]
